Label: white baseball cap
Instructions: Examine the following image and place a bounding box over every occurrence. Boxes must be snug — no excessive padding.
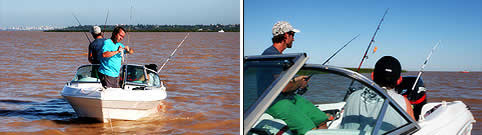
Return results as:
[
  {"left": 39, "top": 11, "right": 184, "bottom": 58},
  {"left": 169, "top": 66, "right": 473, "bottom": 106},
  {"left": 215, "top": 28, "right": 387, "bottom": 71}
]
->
[
  {"left": 90, "top": 26, "right": 102, "bottom": 34},
  {"left": 272, "top": 21, "right": 300, "bottom": 36}
]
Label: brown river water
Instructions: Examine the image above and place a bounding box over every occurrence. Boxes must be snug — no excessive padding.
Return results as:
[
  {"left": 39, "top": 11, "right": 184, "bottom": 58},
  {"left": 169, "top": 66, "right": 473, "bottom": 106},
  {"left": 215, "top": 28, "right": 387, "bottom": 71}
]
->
[
  {"left": 369, "top": 71, "right": 481, "bottom": 134},
  {"left": 402, "top": 71, "right": 481, "bottom": 134},
  {"left": 0, "top": 31, "right": 240, "bottom": 134}
]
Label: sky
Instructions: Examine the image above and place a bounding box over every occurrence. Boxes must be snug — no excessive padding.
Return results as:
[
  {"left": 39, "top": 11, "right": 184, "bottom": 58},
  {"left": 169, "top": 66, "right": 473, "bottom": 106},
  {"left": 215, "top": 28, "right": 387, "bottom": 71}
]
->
[
  {"left": 0, "top": 0, "right": 240, "bottom": 27},
  {"left": 244, "top": 0, "right": 482, "bottom": 71}
]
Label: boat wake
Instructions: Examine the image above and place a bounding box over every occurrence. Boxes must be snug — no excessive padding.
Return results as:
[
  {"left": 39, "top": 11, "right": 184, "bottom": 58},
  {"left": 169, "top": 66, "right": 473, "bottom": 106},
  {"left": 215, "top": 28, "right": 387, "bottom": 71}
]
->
[
  {"left": 0, "top": 98, "right": 76, "bottom": 121},
  {"left": 0, "top": 99, "right": 36, "bottom": 104}
]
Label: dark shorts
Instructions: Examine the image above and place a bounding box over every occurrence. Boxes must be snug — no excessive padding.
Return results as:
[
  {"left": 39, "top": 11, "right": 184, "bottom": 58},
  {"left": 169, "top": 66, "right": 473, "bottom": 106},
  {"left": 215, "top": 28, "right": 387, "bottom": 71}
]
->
[{"left": 99, "top": 73, "right": 120, "bottom": 88}]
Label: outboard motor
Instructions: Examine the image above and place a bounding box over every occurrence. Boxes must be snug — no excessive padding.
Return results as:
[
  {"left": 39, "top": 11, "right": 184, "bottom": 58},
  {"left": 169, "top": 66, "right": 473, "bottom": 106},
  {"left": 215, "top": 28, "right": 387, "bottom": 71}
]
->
[{"left": 395, "top": 76, "right": 427, "bottom": 120}]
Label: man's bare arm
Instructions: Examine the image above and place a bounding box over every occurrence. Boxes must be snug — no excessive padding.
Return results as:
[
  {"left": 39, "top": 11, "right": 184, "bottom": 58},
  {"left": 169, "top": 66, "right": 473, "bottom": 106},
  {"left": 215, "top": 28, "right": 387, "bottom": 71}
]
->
[{"left": 282, "top": 76, "right": 309, "bottom": 93}]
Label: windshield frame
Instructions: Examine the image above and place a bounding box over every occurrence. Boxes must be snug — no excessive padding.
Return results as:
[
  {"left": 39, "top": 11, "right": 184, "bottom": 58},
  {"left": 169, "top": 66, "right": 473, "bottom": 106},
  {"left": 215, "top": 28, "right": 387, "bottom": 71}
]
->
[{"left": 243, "top": 53, "right": 308, "bottom": 133}]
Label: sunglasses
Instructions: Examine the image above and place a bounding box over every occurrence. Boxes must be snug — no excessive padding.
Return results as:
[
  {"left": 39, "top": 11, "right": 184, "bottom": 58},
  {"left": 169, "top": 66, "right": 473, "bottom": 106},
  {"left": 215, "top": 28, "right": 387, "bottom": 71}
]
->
[{"left": 287, "top": 32, "right": 295, "bottom": 36}]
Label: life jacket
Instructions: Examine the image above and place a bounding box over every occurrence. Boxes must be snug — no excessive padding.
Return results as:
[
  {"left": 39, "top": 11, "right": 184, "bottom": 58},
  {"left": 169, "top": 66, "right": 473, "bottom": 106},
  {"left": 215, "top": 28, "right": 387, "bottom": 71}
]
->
[{"left": 395, "top": 76, "right": 427, "bottom": 120}]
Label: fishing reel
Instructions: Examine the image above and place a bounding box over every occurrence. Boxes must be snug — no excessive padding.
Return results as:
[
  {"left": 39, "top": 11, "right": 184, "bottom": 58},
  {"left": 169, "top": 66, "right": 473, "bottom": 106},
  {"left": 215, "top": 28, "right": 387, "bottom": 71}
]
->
[
  {"left": 294, "top": 74, "right": 313, "bottom": 95},
  {"left": 295, "top": 85, "right": 309, "bottom": 95}
]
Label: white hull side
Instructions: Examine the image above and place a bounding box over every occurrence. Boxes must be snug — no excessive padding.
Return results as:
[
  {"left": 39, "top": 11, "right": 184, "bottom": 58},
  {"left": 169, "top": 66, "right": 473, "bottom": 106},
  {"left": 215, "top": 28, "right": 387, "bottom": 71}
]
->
[
  {"left": 414, "top": 101, "right": 476, "bottom": 135},
  {"left": 61, "top": 84, "right": 167, "bottom": 122},
  {"left": 63, "top": 95, "right": 163, "bottom": 122},
  {"left": 63, "top": 96, "right": 104, "bottom": 121},
  {"left": 102, "top": 102, "right": 161, "bottom": 122}
]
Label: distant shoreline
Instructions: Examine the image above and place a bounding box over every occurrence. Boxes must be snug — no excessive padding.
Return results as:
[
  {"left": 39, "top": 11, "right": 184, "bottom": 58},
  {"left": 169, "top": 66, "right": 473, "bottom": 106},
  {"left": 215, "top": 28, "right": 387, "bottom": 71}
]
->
[
  {"left": 343, "top": 68, "right": 407, "bottom": 73},
  {"left": 41, "top": 24, "right": 240, "bottom": 32},
  {"left": 297, "top": 68, "right": 407, "bottom": 75}
]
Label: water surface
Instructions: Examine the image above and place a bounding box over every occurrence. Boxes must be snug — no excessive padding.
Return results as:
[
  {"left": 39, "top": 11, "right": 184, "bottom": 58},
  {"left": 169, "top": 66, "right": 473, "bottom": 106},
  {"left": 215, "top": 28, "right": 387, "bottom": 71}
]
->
[{"left": 0, "top": 31, "right": 240, "bottom": 134}]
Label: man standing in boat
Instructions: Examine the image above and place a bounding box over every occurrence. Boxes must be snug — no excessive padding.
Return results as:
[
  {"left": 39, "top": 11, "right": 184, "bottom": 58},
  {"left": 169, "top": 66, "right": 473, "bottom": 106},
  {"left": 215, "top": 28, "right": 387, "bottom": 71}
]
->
[
  {"left": 99, "top": 26, "right": 134, "bottom": 88},
  {"left": 88, "top": 26, "right": 106, "bottom": 64},
  {"left": 260, "top": 21, "right": 331, "bottom": 135}
]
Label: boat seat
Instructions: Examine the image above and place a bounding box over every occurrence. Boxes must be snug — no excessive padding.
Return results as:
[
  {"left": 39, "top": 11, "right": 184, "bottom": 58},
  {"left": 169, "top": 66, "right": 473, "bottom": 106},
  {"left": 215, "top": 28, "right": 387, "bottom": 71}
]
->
[
  {"left": 78, "top": 77, "right": 100, "bottom": 82},
  {"left": 251, "top": 113, "right": 370, "bottom": 135},
  {"left": 249, "top": 113, "right": 292, "bottom": 135}
]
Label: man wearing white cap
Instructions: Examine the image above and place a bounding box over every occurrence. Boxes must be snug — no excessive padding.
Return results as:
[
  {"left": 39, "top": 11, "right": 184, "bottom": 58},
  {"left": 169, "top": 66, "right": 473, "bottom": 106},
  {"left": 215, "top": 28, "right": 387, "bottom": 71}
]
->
[
  {"left": 262, "top": 21, "right": 300, "bottom": 55},
  {"left": 260, "top": 21, "right": 332, "bottom": 135},
  {"left": 88, "top": 26, "right": 106, "bottom": 64}
]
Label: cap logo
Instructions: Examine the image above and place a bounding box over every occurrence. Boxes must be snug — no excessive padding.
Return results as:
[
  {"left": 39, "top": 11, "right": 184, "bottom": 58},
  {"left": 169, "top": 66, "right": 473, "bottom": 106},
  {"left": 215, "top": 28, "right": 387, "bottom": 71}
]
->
[{"left": 385, "top": 69, "right": 392, "bottom": 72}]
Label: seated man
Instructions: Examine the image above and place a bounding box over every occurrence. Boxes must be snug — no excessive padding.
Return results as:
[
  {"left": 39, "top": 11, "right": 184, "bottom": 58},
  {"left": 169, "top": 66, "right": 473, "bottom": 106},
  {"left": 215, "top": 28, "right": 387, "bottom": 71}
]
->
[
  {"left": 341, "top": 56, "right": 415, "bottom": 133},
  {"left": 371, "top": 56, "right": 415, "bottom": 119},
  {"left": 260, "top": 21, "right": 332, "bottom": 135}
]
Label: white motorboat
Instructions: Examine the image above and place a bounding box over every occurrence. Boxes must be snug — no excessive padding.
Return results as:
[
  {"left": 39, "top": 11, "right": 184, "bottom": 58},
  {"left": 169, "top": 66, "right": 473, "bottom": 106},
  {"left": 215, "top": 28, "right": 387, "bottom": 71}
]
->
[
  {"left": 61, "top": 64, "right": 167, "bottom": 122},
  {"left": 244, "top": 53, "right": 475, "bottom": 135}
]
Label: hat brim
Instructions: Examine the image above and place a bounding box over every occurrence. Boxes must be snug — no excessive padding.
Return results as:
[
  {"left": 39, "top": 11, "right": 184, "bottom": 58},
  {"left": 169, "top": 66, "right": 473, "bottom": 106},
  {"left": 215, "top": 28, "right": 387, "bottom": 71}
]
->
[{"left": 292, "top": 29, "right": 300, "bottom": 33}]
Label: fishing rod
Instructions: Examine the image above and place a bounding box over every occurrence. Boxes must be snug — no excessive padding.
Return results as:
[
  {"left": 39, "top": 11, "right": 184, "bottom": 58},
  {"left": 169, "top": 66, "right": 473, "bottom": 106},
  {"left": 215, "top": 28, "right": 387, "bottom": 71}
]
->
[
  {"left": 103, "top": 9, "right": 109, "bottom": 35},
  {"left": 72, "top": 13, "right": 92, "bottom": 43},
  {"left": 344, "top": 9, "right": 389, "bottom": 100},
  {"left": 411, "top": 41, "right": 440, "bottom": 91},
  {"left": 322, "top": 34, "right": 360, "bottom": 65},
  {"left": 157, "top": 33, "right": 190, "bottom": 73},
  {"left": 355, "top": 8, "right": 389, "bottom": 72},
  {"left": 127, "top": 1, "right": 133, "bottom": 46},
  {"left": 123, "top": 1, "right": 134, "bottom": 63}
]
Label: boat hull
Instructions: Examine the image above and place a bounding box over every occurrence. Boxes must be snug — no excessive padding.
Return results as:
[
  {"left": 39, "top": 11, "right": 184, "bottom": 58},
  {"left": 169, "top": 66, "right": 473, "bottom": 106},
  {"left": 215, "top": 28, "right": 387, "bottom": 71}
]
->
[
  {"left": 63, "top": 95, "right": 163, "bottom": 122},
  {"left": 414, "top": 101, "right": 475, "bottom": 135},
  {"left": 63, "top": 96, "right": 103, "bottom": 121},
  {"left": 61, "top": 84, "right": 167, "bottom": 122},
  {"left": 101, "top": 99, "right": 163, "bottom": 122}
]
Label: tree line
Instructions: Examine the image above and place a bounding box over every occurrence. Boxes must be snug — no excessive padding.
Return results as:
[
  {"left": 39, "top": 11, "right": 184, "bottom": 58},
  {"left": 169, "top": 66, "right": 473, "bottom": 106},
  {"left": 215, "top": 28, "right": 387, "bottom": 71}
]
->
[{"left": 45, "top": 24, "right": 240, "bottom": 32}]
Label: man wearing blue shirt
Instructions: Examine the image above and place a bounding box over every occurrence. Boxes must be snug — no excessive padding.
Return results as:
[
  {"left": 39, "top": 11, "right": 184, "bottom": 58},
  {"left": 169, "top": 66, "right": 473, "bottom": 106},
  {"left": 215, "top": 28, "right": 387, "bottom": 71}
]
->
[
  {"left": 99, "top": 26, "right": 134, "bottom": 88},
  {"left": 88, "top": 26, "right": 106, "bottom": 64}
]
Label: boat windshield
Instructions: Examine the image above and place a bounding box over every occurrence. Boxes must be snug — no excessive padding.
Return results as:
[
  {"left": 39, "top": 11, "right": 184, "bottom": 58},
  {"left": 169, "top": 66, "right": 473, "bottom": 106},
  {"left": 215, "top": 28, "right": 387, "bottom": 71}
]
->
[
  {"left": 125, "top": 65, "right": 148, "bottom": 85},
  {"left": 298, "top": 68, "right": 410, "bottom": 134},
  {"left": 146, "top": 69, "right": 161, "bottom": 87},
  {"left": 72, "top": 65, "right": 100, "bottom": 82},
  {"left": 244, "top": 58, "right": 294, "bottom": 112}
]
